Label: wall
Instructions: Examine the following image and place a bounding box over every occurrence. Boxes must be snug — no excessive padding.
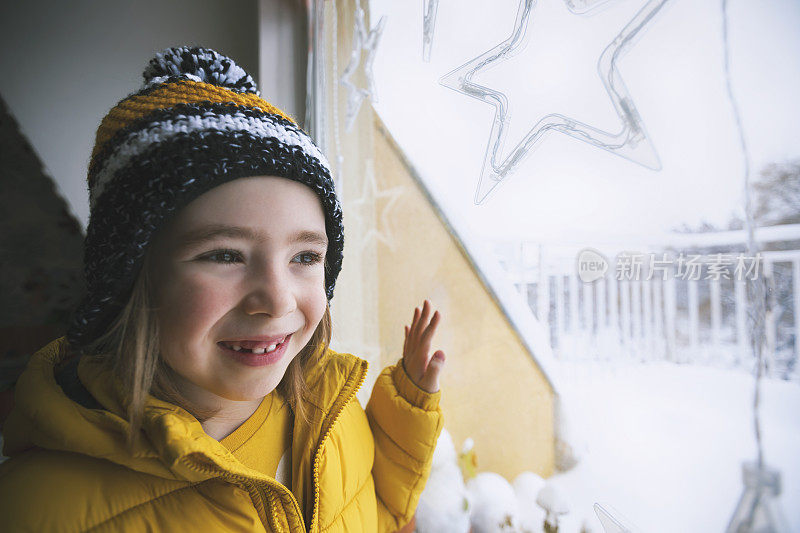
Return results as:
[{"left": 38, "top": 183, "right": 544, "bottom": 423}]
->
[
  {"left": 316, "top": 0, "right": 557, "bottom": 480},
  {"left": 372, "top": 119, "right": 556, "bottom": 479},
  {"left": 0, "top": 0, "right": 261, "bottom": 230},
  {"left": 258, "top": 0, "right": 306, "bottom": 122}
]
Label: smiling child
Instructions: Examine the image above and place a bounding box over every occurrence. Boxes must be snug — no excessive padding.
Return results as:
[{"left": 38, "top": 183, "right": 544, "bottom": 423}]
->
[{"left": 0, "top": 46, "right": 445, "bottom": 532}]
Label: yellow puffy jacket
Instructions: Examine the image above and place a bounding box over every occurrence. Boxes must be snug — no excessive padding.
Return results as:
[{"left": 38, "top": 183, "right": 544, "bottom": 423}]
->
[{"left": 0, "top": 337, "right": 443, "bottom": 532}]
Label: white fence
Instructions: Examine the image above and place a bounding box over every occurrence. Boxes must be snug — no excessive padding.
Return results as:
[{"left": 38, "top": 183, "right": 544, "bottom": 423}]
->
[{"left": 493, "top": 225, "right": 800, "bottom": 379}]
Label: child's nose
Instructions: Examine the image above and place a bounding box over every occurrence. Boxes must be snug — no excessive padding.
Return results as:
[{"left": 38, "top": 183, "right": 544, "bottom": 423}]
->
[{"left": 241, "top": 268, "right": 296, "bottom": 318}]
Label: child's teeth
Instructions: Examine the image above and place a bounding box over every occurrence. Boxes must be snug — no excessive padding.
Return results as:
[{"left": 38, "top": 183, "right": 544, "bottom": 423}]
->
[{"left": 224, "top": 339, "right": 286, "bottom": 354}]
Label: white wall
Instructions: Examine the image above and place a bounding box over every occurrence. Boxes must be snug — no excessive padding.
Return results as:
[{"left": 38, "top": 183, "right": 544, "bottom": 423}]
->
[
  {"left": 0, "top": 0, "right": 304, "bottom": 231},
  {"left": 259, "top": 0, "right": 307, "bottom": 124}
]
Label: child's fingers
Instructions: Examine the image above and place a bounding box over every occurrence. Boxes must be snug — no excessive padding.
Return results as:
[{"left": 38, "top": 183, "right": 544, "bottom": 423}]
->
[
  {"left": 415, "top": 313, "right": 440, "bottom": 366},
  {"left": 409, "top": 306, "right": 422, "bottom": 339},
  {"left": 420, "top": 310, "right": 440, "bottom": 344},
  {"left": 412, "top": 301, "right": 429, "bottom": 338},
  {"left": 411, "top": 300, "right": 432, "bottom": 341},
  {"left": 418, "top": 350, "right": 446, "bottom": 393},
  {"left": 419, "top": 300, "right": 431, "bottom": 326},
  {"left": 404, "top": 301, "right": 441, "bottom": 372}
]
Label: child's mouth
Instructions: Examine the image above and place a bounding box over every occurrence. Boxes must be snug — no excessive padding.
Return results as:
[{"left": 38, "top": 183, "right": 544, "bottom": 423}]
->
[
  {"left": 218, "top": 334, "right": 292, "bottom": 354},
  {"left": 217, "top": 334, "right": 293, "bottom": 367}
]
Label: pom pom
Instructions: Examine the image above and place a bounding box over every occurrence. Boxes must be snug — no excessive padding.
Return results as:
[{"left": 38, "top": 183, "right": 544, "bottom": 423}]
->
[{"left": 143, "top": 46, "right": 259, "bottom": 95}]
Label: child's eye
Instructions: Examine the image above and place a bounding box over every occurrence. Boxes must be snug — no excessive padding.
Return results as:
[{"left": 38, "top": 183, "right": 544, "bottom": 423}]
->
[
  {"left": 292, "top": 252, "right": 323, "bottom": 266},
  {"left": 202, "top": 249, "right": 243, "bottom": 264}
]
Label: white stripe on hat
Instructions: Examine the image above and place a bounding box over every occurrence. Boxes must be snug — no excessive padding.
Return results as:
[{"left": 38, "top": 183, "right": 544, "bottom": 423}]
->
[{"left": 90, "top": 111, "right": 330, "bottom": 208}]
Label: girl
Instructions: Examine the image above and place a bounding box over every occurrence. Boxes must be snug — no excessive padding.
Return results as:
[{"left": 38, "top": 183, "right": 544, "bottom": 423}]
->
[{"left": 0, "top": 46, "right": 445, "bottom": 532}]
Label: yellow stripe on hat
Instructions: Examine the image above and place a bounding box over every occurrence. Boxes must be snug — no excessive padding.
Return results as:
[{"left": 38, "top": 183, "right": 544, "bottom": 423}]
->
[{"left": 89, "top": 79, "right": 296, "bottom": 179}]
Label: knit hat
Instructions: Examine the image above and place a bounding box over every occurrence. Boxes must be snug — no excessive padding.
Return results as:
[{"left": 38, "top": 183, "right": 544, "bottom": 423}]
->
[{"left": 67, "top": 46, "right": 343, "bottom": 350}]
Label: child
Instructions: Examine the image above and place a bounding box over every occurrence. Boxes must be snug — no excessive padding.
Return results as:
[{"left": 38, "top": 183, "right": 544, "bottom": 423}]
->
[{"left": 0, "top": 46, "right": 446, "bottom": 532}]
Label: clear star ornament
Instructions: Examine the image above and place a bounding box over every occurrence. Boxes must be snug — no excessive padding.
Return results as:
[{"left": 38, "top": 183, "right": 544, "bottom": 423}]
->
[
  {"left": 439, "top": 0, "right": 668, "bottom": 205},
  {"left": 422, "top": 0, "right": 440, "bottom": 62},
  {"left": 341, "top": 0, "right": 386, "bottom": 132}
]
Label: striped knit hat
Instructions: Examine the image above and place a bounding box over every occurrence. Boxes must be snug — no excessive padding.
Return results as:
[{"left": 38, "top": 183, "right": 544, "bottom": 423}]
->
[{"left": 67, "top": 46, "right": 343, "bottom": 349}]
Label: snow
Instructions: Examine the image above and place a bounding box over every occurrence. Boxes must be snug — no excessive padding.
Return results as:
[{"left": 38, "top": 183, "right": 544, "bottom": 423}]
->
[
  {"left": 514, "top": 472, "right": 548, "bottom": 531},
  {"left": 417, "top": 360, "right": 800, "bottom": 532},
  {"left": 364, "top": 2, "right": 800, "bottom": 530},
  {"left": 466, "top": 472, "right": 522, "bottom": 532},
  {"left": 416, "top": 429, "right": 472, "bottom": 533},
  {"left": 545, "top": 360, "right": 800, "bottom": 533},
  {"left": 453, "top": 234, "right": 563, "bottom": 391}
]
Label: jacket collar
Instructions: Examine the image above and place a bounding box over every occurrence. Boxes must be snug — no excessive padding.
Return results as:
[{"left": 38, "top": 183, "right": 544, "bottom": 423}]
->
[{"left": 3, "top": 337, "right": 367, "bottom": 487}]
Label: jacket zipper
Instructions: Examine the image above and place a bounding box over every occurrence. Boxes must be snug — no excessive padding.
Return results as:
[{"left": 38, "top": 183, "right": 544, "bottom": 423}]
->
[
  {"left": 308, "top": 360, "right": 369, "bottom": 533},
  {"left": 179, "top": 358, "right": 368, "bottom": 533},
  {"left": 180, "top": 457, "right": 306, "bottom": 533}
]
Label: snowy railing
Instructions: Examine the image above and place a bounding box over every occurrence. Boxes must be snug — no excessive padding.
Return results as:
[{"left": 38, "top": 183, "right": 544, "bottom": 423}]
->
[{"left": 492, "top": 225, "right": 800, "bottom": 379}]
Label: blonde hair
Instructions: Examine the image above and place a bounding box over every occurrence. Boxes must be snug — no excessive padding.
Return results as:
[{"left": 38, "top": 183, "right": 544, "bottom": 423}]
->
[{"left": 82, "top": 249, "right": 331, "bottom": 448}]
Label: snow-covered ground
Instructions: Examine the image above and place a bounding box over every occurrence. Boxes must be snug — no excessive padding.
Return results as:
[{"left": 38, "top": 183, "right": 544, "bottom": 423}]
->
[{"left": 548, "top": 360, "right": 800, "bottom": 533}]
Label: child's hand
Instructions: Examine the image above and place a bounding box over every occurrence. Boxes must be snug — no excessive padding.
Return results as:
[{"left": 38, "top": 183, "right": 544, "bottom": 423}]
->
[{"left": 402, "top": 300, "right": 446, "bottom": 393}]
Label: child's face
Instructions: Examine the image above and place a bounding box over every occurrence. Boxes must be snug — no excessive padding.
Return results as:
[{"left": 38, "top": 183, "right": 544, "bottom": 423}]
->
[{"left": 150, "top": 176, "right": 329, "bottom": 405}]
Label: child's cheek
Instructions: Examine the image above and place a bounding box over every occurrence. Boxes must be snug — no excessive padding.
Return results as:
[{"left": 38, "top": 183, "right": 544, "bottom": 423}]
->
[
  {"left": 306, "top": 286, "right": 328, "bottom": 327},
  {"left": 159, "top": 270, "right": 238, "bottom": 342}
]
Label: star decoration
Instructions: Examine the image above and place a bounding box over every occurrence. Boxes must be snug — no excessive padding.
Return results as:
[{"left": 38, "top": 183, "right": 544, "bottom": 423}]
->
[
  {"left": 422, "top": 0, "right": 440, "bottom": 62},
  {"left": 346, "top": 166, "right": 405, "bottom": 253},
  {"left": 440, "top": 0, "right": 668, "bottom": 205},
  {"left": 340, "top": 1, "right": 386, "bottom": 132},
  {"left": 563, "top": 0, "right": 615, "bottom": 14},
  {"left": 594, "top": 503, "right": 633, "bottom": 532}
]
